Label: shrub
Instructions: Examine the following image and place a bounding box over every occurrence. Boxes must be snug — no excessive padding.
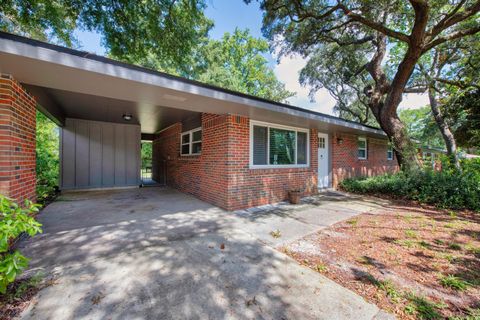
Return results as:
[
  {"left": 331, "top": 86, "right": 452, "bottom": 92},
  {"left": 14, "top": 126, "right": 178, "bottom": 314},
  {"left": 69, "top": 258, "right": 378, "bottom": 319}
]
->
[
  {"left": 36, "top": 111, "right": 59, "bottom": 203},
  {"left": 340, "top": 158, "right": 480, "bottom": 211},
  {"left": 0, "top": 196, "right": 42, "bottom": 293}
]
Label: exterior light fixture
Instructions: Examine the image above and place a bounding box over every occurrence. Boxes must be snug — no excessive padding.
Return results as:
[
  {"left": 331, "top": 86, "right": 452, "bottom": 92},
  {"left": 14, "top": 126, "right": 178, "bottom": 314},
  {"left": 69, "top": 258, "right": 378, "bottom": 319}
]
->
[
  {"left": 122, "top": 113, "right": 133, "bottom": 121},
  {"left": 336, "top": 136, "right": 344, "bottom": 144}
]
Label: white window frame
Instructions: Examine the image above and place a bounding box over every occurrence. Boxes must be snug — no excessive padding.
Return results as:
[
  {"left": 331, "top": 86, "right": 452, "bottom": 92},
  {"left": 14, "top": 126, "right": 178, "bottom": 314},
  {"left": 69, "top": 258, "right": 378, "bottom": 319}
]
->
[
  {"left": 180, "top": 127, "right": 202, "bottom": 156},
  {"left": 387, "top": 146, "right": 394, "bottom": 160},
  {"left": 358, "top": 137, "right": 368, "bottom": 160},
  {"left": 249, "top": 120, "right": 310, "bottom": 169}
]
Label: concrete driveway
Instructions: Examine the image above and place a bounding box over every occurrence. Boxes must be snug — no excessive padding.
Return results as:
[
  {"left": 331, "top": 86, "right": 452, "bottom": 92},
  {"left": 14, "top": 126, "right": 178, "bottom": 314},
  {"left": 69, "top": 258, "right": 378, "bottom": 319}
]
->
[{"left": 19, "top": 187, "right": 391, "bottom": 320}]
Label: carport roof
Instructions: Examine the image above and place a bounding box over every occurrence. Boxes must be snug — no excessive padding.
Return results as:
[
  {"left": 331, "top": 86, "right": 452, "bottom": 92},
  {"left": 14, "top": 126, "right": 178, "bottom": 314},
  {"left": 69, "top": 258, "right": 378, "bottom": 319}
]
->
[{"left": 0, "top": 31, "right": 386, "bottom": 137}]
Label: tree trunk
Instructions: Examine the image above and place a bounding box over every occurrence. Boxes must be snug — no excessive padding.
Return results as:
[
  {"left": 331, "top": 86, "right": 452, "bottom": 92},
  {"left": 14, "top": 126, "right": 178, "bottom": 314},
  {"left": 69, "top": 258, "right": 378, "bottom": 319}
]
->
[
  {"left": 378, "top": 112, "right": 421, "bottom": 171},
  {"left": 428, "top": 86, "right": 460, "bottom": 169}
]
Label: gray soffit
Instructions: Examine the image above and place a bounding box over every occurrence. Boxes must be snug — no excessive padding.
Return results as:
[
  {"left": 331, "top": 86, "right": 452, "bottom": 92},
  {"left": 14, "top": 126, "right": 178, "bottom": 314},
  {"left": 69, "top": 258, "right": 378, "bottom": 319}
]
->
[{"left": 0, "top": 31, "right": 386, "bottom": 137}]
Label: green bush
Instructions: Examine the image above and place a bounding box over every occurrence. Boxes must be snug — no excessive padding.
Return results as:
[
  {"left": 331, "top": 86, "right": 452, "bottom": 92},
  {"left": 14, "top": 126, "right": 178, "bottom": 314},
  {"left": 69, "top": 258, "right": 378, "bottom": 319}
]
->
[
  {"left": 0, "top": 196, "right": 42, "bottom": 293},
  {"left": 340, "top": 158, "right": 480, "bottom": 211},
  {"left": 36, "top": 111, "right": 59, "bottom": 202}
]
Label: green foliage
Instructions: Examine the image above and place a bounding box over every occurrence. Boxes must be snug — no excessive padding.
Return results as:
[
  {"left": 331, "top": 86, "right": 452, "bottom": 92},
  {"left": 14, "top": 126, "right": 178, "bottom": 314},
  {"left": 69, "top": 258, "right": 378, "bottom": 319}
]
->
[
  {"left": 340, "top": 158, "right": 480, "bottom": 211},
  {"left": 0, "top": 0, "right": 212, "bottom": 75},
  {"left": 141, "top": 142, "right": 153, "bottom": 168},
  {"left": 439, "top": 275, "right": 470, "bottom": 291},
  {"left": 193, "top": 29, "right": 295, "bottom": 102},
  {"left": 399, "top": 107, "right": 446, "bottom": 149},
  {"left": 444, "top": 89, "right": 480, "bottom": 149},
  {"left": 0, "top": 196, "right": 42, "bottom": 294},
  {"left": 404, "top": 292, "right": 446, "bottom": 320},
  {"left": 36, "top": 112, "right": 59, "bottom": 202}
]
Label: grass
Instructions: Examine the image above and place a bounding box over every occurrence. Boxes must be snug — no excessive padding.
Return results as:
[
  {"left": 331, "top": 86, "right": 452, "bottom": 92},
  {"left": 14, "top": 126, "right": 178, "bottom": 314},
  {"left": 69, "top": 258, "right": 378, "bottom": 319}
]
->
[
  {"left": 418, "top": 240, "right": 431, "bottom": 249},
  {"left": 346, "top": 218, "right": 358, "bottom": 226},
  {"left": 315, "top": 263, "right": 328, "bottom": 273},
  {"left": 405, "top": 229, "right": 418, "bottom": 238},
  {"left": 448, "top": 242, "right": 462, "bottom": 251},
  {"left": 270, "top": 229, "right": 282, "bottom": 238},
  {"left": 439, "top": 275, "right": 470, "bottom": 291},
  {"left": 394, "top": 239, "right": 417, "bottom": 248},
  {"left": 404, "top": 292, "right": 446, "bottom": 320},
  {"left": 378, "top": 280, "right": 402, "bottom": 303}
]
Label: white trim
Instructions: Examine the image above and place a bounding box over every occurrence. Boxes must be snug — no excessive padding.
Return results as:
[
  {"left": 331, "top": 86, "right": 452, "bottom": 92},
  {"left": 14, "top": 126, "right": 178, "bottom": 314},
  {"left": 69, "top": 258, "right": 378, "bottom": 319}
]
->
[
  {"left": 249, "top": 120, "right": 310, "bottom": 169},
  {"left": 358, "top": 137, "right": 368, "bottom": 160},
  {"left": 180, "top": 127, "right": 202, "bottom": 156},
  {"left": 387, "top": 146, "right": 394, "bottom": 160},
  {"left": 317, "top": 132, "right": 330, "bottom": 189}
]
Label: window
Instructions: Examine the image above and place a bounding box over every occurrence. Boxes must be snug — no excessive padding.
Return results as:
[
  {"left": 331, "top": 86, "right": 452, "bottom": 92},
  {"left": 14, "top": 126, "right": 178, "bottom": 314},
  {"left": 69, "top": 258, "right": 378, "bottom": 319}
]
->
[
  {"left": 387, "top": 146, "right": 394, "bottom": 160},
  {"left": 358, "top": 137, "right": 367, "bottom": 159},
  {"left": 180, "top": 127, "right": 202, "bottom": 155},
  {"left": 250, "top": 121, "right": 309, "bottom": 168}
]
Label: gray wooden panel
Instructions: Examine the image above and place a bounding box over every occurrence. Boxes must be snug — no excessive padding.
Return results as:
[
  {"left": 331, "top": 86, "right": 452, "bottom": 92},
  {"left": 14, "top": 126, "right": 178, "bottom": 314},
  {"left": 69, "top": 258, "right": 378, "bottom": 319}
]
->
[
  {"left": 102, "top": 123, "right": 115, "bottom": 187},
  {"left": 89, "top": 123, "right": 102, "bottom": 187},
  {"left": 61, "top": 118, "right": 140, "bottom": 189},
  {"left": 125, "top": 125, "right": 139, "bottom": 185},
  {"left": 75, "top": 120, "right": 90, "bottom": 187},
  {"left": 114, "top": 124, "right": 126, "bottom": 186},
  {"left": 61, "top": 119, "right": 76, "bottom": 188}
]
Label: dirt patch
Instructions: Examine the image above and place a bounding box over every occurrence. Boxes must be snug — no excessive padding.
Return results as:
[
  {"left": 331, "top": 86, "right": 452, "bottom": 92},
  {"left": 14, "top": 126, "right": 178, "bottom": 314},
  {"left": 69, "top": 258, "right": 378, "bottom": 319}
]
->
[
  {"left": 281, "top": 199, "right": 480, "bottom": 319},
  {"left": 0, "top": 274, "right": 55, "bottom": 320}
]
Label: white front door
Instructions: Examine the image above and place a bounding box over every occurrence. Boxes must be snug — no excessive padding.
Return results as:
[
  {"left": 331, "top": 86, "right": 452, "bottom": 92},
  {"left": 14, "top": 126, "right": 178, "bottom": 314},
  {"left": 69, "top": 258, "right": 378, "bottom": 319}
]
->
[{"left": 318, "top": 133, "right": 329, "bottom": 189}]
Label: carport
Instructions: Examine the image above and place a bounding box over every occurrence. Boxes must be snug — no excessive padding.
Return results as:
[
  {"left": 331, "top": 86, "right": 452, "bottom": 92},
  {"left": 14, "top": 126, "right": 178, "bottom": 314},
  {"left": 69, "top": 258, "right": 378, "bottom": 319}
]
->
[{"left": 0, "top": 31, "right": 387, "bottom": 207}]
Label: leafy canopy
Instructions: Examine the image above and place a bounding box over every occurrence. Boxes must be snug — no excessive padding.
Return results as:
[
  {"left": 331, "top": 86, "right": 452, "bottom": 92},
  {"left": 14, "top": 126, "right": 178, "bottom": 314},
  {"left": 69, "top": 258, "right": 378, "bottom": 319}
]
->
[
  {"left": 399, "top": 107, "right": 445, "bottom": 149},
  {"left": 0, "top": 0, "right": 213, "bottom": 74},
  {"left": 194, "top": 29, "right": 295, "bottom": 102}
]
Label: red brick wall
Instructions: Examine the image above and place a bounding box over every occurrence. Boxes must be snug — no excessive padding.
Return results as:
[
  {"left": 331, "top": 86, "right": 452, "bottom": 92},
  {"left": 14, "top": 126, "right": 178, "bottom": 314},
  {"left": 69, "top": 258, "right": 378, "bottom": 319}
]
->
[
  {"left": 152, "top": 114, "right": 229, "bottom": 208},
  {"left": 225, "top": 116, "right": 318, "bottom": 210},
  {"left": 331, "top": 133, "right": 399, "bottom": 188},
  {"left": 0, "top": 74, "right": 36, "bottom": 203},
  {"left": 153, "top": 113, "right": 318, "bottom": 210}
]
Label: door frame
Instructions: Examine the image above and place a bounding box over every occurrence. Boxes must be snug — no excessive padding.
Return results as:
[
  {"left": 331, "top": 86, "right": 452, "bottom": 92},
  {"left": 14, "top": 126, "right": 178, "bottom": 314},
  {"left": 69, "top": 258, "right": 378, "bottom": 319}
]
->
[{"left": 317, "top": 132, "right": 330, "bottom": 189}]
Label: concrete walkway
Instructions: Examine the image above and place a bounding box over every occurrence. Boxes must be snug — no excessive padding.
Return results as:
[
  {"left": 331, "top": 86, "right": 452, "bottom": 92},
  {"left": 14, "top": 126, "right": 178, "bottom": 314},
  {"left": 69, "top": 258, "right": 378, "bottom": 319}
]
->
[{"left": 19, "top": 187, "right": 393, "bottom": 320}]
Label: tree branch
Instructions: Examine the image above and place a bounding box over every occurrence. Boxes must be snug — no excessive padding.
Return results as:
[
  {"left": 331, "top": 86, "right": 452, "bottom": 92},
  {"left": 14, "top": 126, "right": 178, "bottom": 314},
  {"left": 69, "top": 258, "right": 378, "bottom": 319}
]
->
[
  {"left": 337, "top": 4, "right": 410, "bottom": 43},
  {"left": 434, "top": 77, "right": 480, "bottom": 89},
  {"left": 428, "top": 0, "right": 480, "bottom": 38},
  {"left": 424, "top": 24, "right": 480, "bottom": 51}
]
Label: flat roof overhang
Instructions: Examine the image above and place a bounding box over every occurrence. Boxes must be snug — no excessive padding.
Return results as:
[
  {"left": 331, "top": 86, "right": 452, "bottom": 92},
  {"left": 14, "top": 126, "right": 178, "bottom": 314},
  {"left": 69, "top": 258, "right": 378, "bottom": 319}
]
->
[{"left": 0, "top": 32, "right": 386, "bottom": 137}]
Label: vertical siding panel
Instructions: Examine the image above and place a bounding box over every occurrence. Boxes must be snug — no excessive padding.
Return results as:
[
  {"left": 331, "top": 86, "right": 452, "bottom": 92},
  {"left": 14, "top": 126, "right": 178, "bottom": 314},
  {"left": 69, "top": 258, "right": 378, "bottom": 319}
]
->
[
  {"left": 125, "top": 125, "right": 138, "bottom": 185},
  {"left": 102, "top": 123, "right": 115, "bottom": 187},
  {"left": 61, "top": 119, "right": 76, "bottom": 188},
  {"left": 114, "top": 124, "right": 126, "bottom": 186},
  {"left": 60, "top": 118, "right": 140, "bottom": 189},
  {"left": 75, "top": 120, "right": 90, "bottom": 187},
  {"left": 89, "top": 123, "right": 102, "bottom": 187}
]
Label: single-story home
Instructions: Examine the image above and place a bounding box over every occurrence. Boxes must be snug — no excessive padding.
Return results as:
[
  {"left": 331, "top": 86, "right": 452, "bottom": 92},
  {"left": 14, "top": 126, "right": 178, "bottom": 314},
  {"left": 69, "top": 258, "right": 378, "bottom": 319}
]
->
[{"left": 0, "top": 31, "right": 399, "bottom": 210}]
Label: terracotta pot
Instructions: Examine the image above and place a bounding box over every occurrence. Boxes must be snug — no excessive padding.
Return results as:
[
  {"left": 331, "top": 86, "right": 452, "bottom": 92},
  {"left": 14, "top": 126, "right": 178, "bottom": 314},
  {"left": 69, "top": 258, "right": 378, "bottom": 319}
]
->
[{"left": 288, "top": 190, "right": 302, "bottom": 204}]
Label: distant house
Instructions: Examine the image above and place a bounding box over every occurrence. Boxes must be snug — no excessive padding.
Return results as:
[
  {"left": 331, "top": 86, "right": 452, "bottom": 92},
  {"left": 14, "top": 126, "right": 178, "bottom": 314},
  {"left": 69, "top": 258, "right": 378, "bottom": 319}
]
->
[{"left": 0, "top": 31, "right": 400, "bottom": 210}]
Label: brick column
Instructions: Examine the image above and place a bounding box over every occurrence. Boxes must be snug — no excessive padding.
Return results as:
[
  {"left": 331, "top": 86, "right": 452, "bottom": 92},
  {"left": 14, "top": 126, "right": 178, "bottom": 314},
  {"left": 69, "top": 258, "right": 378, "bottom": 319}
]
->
[{"left": 0, "top": 74, "right": 36, "bottom": 203}]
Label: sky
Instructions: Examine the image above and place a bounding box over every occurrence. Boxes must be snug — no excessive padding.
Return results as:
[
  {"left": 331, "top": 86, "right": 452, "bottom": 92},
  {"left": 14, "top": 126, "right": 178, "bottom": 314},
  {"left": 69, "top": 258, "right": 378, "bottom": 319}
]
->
[{"left": 73, "top": 0, "right": 429, "bottom": 116}]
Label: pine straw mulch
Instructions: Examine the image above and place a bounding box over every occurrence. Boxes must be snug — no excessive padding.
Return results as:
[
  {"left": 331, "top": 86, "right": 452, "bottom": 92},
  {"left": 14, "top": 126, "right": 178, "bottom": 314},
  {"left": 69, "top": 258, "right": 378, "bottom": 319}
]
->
[{"left": 280, "top": 199, "right": 480, "bottom": 320}]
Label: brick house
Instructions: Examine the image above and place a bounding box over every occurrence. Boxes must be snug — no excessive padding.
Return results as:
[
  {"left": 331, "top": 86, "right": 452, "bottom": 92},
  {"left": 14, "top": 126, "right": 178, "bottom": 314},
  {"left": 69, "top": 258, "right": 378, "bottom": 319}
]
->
[{"left": 0, "top": 31, "right": 398, "bottom": 210}]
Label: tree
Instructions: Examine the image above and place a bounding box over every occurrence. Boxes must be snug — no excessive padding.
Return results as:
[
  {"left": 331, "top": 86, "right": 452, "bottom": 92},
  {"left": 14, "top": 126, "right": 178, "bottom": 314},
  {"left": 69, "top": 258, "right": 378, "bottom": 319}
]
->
[
  {"left": 299, "top": 41, "right": 377, "bottom": 125},
  {"left": 411, "top": 34, "right": 480, "bottom": 167},
  {"left": 0, "top": 0, "right": 212, "bottom": 74},
  {"left": 252, "top": 0, "right": 480, "bottom": 170},
  {"left": 36, "top": 111, "right": 59, "bottom": 201},
  {"left": 399, "top": 107, "right": 446, "bottom": 149},
  {"left": 193, "top": 29, "right": 295, "bottom": 102},
  {"left": 444, "top": 89, "right": 480, "bottom": 150}
]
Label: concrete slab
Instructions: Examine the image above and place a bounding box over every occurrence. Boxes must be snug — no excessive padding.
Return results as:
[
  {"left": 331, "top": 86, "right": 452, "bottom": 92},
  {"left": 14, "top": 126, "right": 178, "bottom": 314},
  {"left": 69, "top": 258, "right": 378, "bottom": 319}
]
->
[
  {"left": 19, "top": 187, "right": 392, "bottom": 319},
  {"left": 233, "top": 191, "right": 391, "bottom": 247}
]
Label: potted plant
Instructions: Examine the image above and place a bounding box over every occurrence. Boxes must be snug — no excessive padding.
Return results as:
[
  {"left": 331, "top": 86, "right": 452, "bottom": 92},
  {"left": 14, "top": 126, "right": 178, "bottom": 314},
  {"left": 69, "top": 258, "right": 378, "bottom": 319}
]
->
[{"left": 288, "top": 189, "right": 302, "bottom": 204}]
